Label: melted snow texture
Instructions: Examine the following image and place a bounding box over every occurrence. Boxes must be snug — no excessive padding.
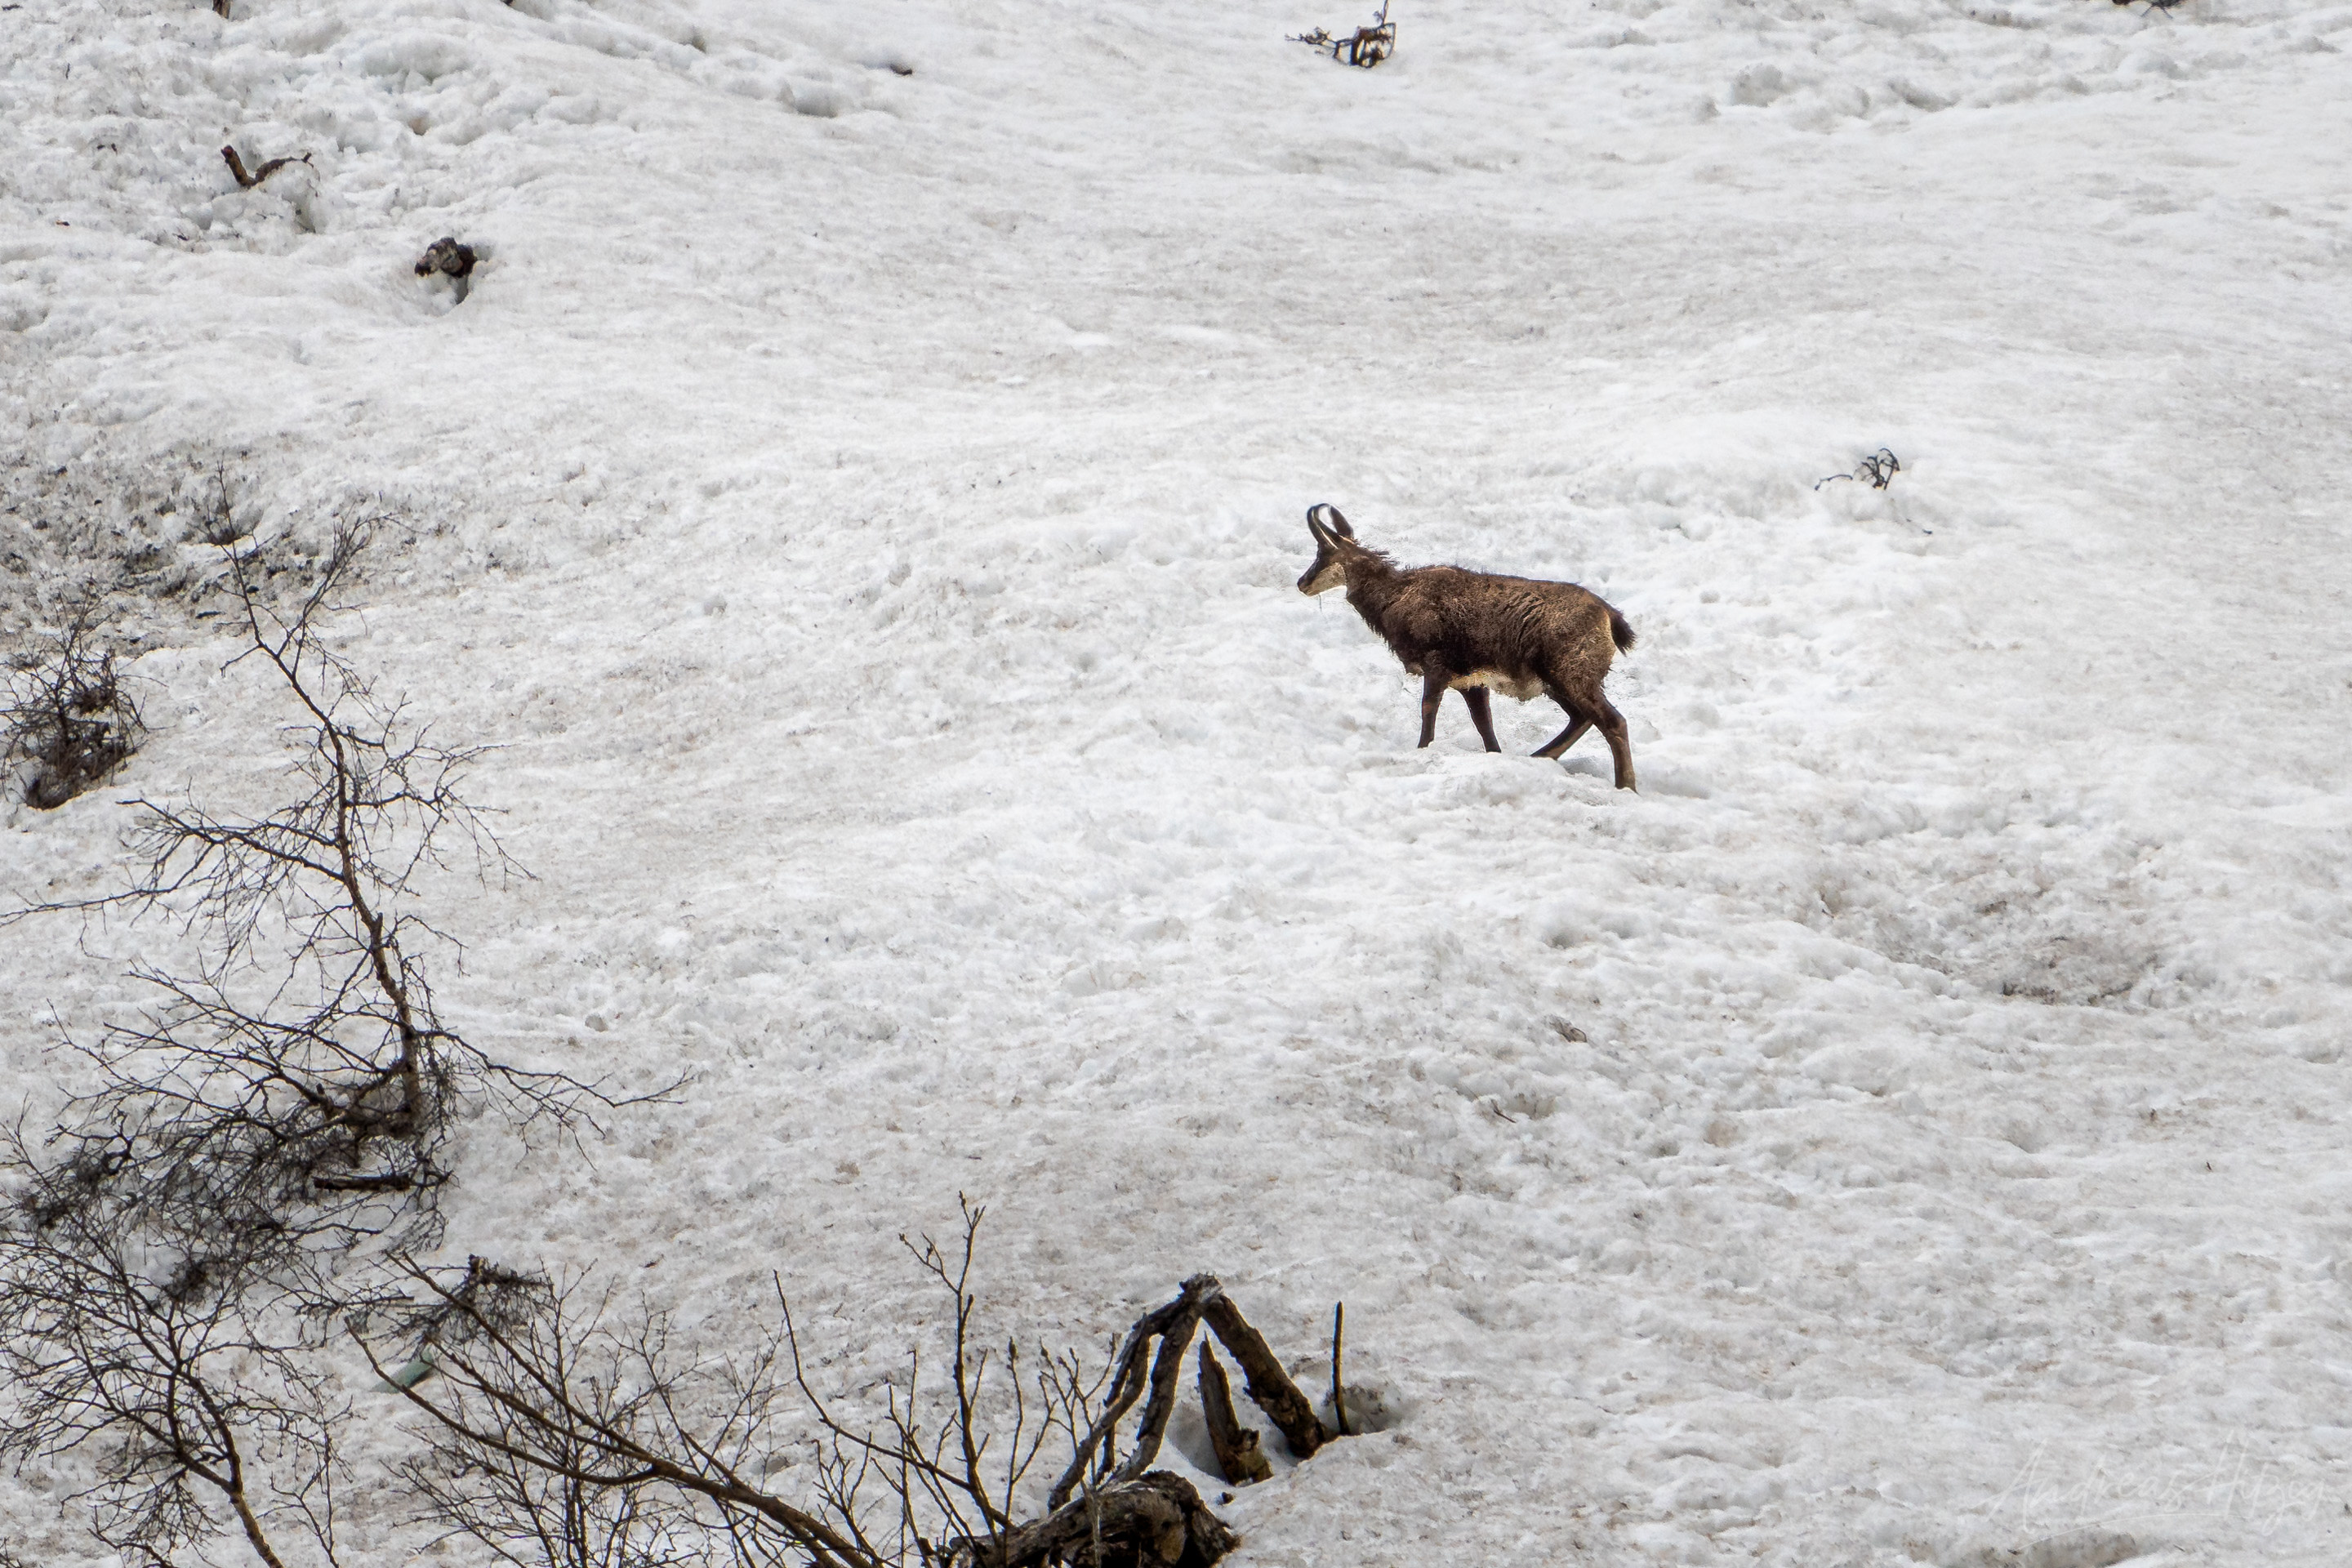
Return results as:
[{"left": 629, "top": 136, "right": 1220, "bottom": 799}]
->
[{"left": 4, "top": 0, "right": 2352, "bottom": 1564}]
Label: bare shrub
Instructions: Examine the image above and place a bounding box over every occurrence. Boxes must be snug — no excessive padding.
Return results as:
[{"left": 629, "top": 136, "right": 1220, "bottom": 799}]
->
[
  {"left": 10, "top": 521, "right": 645, "bottom": 1267},
  {"left": 193, "top": 464, "right": 251, "bottom": 546},
  {"left": 0, "top": 1124, "right": 344, "bottom": 1568},
  {"left": 366, "top": 1203, "right": 1258, "bottom": 1568},
  {"left": 3, "top": 612, "right": 144, "bottom": 808},
  {"left": 0, "top": 519, "right": 662, "bottom": 1568}
]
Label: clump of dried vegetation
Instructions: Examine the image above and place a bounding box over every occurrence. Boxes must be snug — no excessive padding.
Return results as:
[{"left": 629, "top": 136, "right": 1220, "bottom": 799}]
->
[
  {"left": 2, "top": 612, "right": 144, "bottom": 808},
  {"left": 1290, "top": 2, "right": 1394, "bottom": 67},
  {"left": 1815, "top": 447, "right": 1902, "bottom": 492}
]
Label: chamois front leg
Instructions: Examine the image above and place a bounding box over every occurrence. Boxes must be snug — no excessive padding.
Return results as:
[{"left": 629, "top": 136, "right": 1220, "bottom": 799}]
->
[
  {"left": 1418, "top": 666, "right": 1450, "bottom": 748},
  {"left": 1461, "top": 687, "right": 1502, "bottom": 753},
  {"left": 1534, "top": 688, "right": 1593, "bottom": 761},
  {"left": 1534, "top": 717, "right": 1591, "bottom": 760}
]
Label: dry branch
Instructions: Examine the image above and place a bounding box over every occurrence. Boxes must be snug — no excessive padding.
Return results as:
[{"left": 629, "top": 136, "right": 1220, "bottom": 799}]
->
[
  {"left": 221, "top": 146, "right": 311, "bottom": 189},
  {"left": 984, "top": 1472, "right": 1236, "bottom": 1568},
  {"left": 1047, "top": 1275, "right": 1220, "bottom": 1510},
  {"left": 1200, "top": 1294, "right": 1328, "bottom": 1460},
  {"left": 1195, "top": 1346, "right": 1269, "bottom": 1487},
  {"left": 0, "top": 514, "right": 670, "bottom": 1567}
]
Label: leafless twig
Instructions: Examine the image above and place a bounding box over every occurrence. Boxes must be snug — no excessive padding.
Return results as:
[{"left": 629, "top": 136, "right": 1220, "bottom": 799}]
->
[{"left": 1815, "top": 448, "right": 1901, "bottom": 491}]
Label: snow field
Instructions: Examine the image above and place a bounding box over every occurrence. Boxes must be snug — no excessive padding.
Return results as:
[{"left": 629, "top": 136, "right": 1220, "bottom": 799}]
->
[{"left": 5, "top": 0, "right": 2352, "bottom": 1563}]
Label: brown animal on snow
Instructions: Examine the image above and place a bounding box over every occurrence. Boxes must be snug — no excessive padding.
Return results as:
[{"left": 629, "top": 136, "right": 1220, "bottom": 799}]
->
[{"left": 1296, "top": 503, "right": 1638, "bottom": 790}]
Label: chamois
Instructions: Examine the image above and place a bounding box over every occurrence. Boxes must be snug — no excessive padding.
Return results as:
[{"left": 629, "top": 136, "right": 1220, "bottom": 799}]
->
[{"left": 1296, "top": 503, "right": 1638, "bottom": 790}]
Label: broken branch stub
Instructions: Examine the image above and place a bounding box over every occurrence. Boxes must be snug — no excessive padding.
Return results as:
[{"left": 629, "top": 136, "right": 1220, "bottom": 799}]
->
[
  {"left": 1196, "top": 1344, "right": 1271, "bottom": 1486},
  {"left": 1200, "top": 1293, "right": 1330, "bottom": 1459},
  {"left": 415, "top": 238, "right": 480, "bottom": 305},
  {"left": 1042, "top": 1272, "right": 1343, "bottom": 1517},
  {"left": 1330, "top": 1302, "right": 1349, "bottom": 1437}
]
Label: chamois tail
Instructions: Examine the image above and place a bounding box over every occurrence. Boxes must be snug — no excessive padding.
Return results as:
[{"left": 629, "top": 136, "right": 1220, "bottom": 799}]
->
[{"left": 1608, "top": 608, "right": 1637, "bottom": 653}]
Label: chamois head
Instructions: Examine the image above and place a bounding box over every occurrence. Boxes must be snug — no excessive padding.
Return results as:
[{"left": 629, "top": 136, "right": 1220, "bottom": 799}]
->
[{"left": 1296, "top": 503, "right": 1357, "bottom": 595}]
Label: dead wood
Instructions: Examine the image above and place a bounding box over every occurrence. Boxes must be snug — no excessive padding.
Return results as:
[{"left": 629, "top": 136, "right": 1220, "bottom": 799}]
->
[
  {"left": 1200, "top": 1294, "right": 1329, "bottom": 1459},
  {"left": 980, "top": 1471, "right": 1236, "bottom": 1568},
  {"left": 1049, "top": 1274, "right": 1220, "bottom": 1508},
  {"left": 1290, "top": 3, "right": 1395, "bottom": 67},
  {"left": 6, "top": 521, "right": 659, "bottom": 1266},
  {"left": 220, "top": 146, "right": 309, "bottom": 189},
  {"left": 1196, "top": 1344, "right": 1270, "bottom": 1486},
  {"left": 1815, "top": 447, "right": 1902, "bottom": 491},
  {"left": 0, "top": 1124, "right": 344, "bottom": 1568},
  {"left": 415, "top": 238, "right": 479, "bottom": 305},
  {"left": 415, "top": 238, "right": 477, "bottom": 280},
  {"left": 1118, "top": 1291, "right": 1205, "bottom": 1482},
  {"left": 378, "top": 1206, "right": 1242, "bottom": 1568}
]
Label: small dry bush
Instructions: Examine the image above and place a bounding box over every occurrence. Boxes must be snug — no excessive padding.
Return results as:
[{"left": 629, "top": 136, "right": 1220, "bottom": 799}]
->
[{"left": 4, "top": 615, "right": 143, "bottom": 808}]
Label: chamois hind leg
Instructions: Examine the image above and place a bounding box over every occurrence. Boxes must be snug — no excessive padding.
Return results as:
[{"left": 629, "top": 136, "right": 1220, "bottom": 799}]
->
[
  {"left": 1461, "top": 687, "right": 1503, "bottom": 753},
  {"left": 1417, "top": 666, "right": 1450, "bottom": 748},
  {"left": 1593, "top": 697, "right": 1637, "bottom": 791},
  {"left": 1534, "top": 687, "right": 1593, "bottom": 760}
]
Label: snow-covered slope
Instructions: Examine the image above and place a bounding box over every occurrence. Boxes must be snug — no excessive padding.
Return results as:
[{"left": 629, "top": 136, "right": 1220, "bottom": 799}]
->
[{"left": 5, "top": 0, "right": 2351, "bottom": 1562}]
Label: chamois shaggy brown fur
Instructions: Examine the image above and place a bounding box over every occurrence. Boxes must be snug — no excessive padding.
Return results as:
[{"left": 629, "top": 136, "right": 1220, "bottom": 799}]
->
[{"left": 1296, "top": 503, "right": 1638, "bottom": 789}]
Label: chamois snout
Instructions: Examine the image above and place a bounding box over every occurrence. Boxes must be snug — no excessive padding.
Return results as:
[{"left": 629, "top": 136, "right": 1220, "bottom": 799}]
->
[
  {"left": 1298, "top": 559, "right": 1344, "bottom": 595},
  {"left": 1298, "top": 503, "right": 1353, "bottom": 595}
]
